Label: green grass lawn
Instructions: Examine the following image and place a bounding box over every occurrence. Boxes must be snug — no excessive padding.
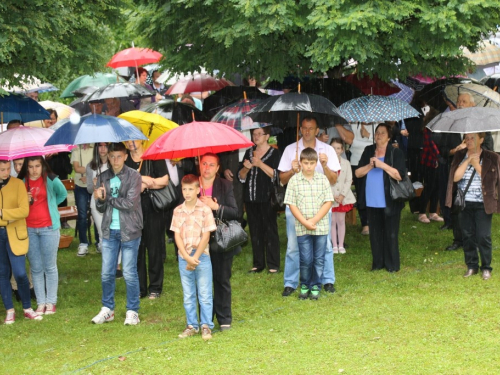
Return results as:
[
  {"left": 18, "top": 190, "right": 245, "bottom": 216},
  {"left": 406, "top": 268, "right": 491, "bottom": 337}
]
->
[{"left": 2, "top": 208, "right": 500, "bottom": 374}]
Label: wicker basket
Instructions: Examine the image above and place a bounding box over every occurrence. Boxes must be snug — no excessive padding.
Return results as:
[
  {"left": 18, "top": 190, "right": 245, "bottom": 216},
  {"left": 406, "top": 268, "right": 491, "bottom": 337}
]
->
[{"left": 59, "top": 234, "right": 74, "bottom": 249}]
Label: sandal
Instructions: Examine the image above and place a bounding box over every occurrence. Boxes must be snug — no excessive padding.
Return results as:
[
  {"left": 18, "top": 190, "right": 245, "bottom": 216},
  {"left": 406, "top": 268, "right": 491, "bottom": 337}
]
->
[
  {"left": 333, "top": 247, "right": 339, "bottom": 254},
  {"left": 418, "top": 214, "right": 430, "bottom": 223},
  {"left": 429, "top": 214, "right": 444, "bottom": 222},
  {"left": 148, "top": 292, "right": 161, "bottom": 300},
  {"left": 268, "top": 269, "right": 278, "bottom": 274}
]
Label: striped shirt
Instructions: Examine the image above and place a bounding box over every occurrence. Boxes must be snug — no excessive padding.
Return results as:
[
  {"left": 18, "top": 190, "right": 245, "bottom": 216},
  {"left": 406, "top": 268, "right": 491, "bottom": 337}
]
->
[
  {"left": 170, "top": 199, "right": 217, "bottom": 257},
  {"left": 457, "top": 155, "right": 483, "bottom": 203},
  {"left": 284, "top": 172, "right": 334, "bottom": 236}
]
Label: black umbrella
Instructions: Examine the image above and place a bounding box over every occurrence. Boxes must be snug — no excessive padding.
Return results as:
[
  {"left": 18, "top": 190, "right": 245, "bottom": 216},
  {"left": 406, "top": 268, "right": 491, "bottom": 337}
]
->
[
  {"left": 142, "top": 98, "right": 210, "bottom": 124},
  {"left": 290, "top": 78, "right": 365, "bottom": 107},
  {"left": 418, "top": 77, "right": 476, "bottom": 112},
  {"left": 86, "top": 83, "right": 154, "bottom": 101},
  {"left": 72, "top": 85, "right": 99, "bottom": 97},
  {"left": 203, "top": 86, "right": 269, "bottom": 119},
  {"left": 480, "top": 73, "right": 500, "bottom": 91}
]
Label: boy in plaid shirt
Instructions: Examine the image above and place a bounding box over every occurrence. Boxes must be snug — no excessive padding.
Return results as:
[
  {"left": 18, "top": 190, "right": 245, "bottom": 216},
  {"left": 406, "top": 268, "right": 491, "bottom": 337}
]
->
[
  {"left": 284, "top": 148, "right": 334, "bottom": 300},
  {"left": 170, "top": 174, "right": 216, "bottom": 340}
]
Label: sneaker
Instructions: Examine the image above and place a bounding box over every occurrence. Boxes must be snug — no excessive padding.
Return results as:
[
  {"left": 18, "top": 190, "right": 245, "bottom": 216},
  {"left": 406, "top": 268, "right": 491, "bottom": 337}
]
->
[
  {"left": 309, "top": 285, "right": 320, "bottom": 300},
  {"left": 178, "top": 325, "right": 199, "bottom": 338},
  {"left": 124, "top": 310, "right": 140, "bottom": 325},
  {"left": 45, "top": 303, "right": 56, "bottom": 315},
  {"left": 35, "top": 304, "right": 46, "bottom": 315},
  {"left": 24, "top": 308, "right": 43, "bottom": 321},
  {"left": 77, "top": 243, "right": 89, "bottom": 257},
  {"left": 115, "top": 269, "right": 123, "bottom": 279},
  {"left": 148, "top": 292, "right": 161, "bottom": 300},
  {"left": 4, "top": 311, "right": 15, "bottom": 325},
  {"left": 298, "top": 285, "right": 310, "bottom": 300},
  {"left": 282, "top": 287, "right": 296, "bottom": 297},
  {"left": 339, "top": 247, "right": 346, "bottom": 254},
  {"left": 333, "top": 247, "right": 339, "bottom": 254},
  {"left": 91, "top": 307, "right": 114, "bottom": 324},
  {"left": 96, "top": 243, "right": 102, "bottom": 254},
  {"left": 201, "top": 324, "right": 212, "bottom": 341},
  {"left": 323, "top": 283, "right": 336, "bottom": 293}
]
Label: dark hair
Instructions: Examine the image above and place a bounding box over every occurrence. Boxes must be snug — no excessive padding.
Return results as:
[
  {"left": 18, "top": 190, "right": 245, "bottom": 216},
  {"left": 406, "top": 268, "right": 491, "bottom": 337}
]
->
[
  {"left": 330, "top": 137, "right": 344, "bottom": 149},
  {"left": 181, "top": 94, "right": 195, "bottom": 102},
  {"left": 300, "top": 147, "right": 318, "bottom": 162},
  {"left": 243, "top": 76, "right": 261, "bottom": 87},
  {"left": 301, "top": 116, "right": 318, "bottom": 128},
  {"left": 200, "top": 153, "right": 220, "bottom": 165},
  {"left": 375, "top": 123, "right": 392, "bottom": 138},
  {"left": 108, "top": 142, "right": 127, "bottom": 154},
  {"left": 46, "top": 108, "right": 58, "bottom": 120},
  {"left": 0, "top": 160, "right": 10, "bottom": 165},
  {"left": 90, "top": 143, "right": 109, "bottom": 171},
  {"left": 251, "top": 127, "right": 271, "bottom": 136},
  {"left": 135, "top": 67, "right": 148, "bottom": 79},
  {"left": 17, "top": 156, "right": 54, "bottom": 183},
  {"left": 181, "top": 174, "right": 200, "bottom": 187},
  {"left": 7, "top": 120, "right": 22, "bottom": 129}
]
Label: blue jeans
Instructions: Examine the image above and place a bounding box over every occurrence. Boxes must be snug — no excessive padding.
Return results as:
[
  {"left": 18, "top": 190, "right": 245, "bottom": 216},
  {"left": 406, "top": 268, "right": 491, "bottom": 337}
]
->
[
  {"left": 283, "top": 207, "right": 335, "bottom": 289},
  {"left": 27, "top": 226, "right": 60, "bottom": 305},
  {"left": 101, "top": 230, "right": 140, "bottom": 312},
  {"left": 0, "top": 228, "right": 31, "bottom": 310},
  {"left": 297, "top": 234, "right": 327, "bottom": 289},
  {"left": 74, "top": 185, "right": 90, "bottom": 244},
  {"left": 178, "top": 250, "right": 214, "bottom": 329}
]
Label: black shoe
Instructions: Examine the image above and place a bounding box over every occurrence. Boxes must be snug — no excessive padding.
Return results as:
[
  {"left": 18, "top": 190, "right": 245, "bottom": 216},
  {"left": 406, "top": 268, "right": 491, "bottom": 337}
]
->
[
  {"left": 446, "top": 243, "right": 462, "bottom": 251},
  {"left": 440, "top": 224, "right": 452, "bottom": 231},
  {"left": 115, "top": 269, "right": 123, "bottom": 279},
  {"left": 248, "top": 268, "right": 264, "bottom": 274},
  {"left": 323, "top": 283, "right": 336, "bottom": 293},
  {"left": 282, "top": 287, "right": 296, "bottom": 297},
  {"left": 371, "top": 267, "right": 383, "bottom": 271}
]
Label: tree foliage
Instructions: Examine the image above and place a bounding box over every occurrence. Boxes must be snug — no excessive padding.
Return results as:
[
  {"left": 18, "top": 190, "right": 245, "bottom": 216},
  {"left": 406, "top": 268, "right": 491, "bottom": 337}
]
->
[
  {"left": 131, "top": 0, "right": 500, "bottom": 81},
  {"left": 0, "top": 0, "right": 125, "bottom": 89}
]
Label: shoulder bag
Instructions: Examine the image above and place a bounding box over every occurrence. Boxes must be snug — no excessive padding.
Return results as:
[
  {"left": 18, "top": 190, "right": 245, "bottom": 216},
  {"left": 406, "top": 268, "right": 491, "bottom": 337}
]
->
[
  {"left": 270, "top": 170, "right": 286, "bottom": 211},
  {"left": 143, "top": 160, "right": 179, "bottom": 212},
  {"left": 213, "top": 206, "right": 248, "bottom": 253},
  {"left": 453, "top": 168, "right": 476, "bottom": 214},
  {"left": 388, "top": 148, "right": 416, "bottom": 202}
]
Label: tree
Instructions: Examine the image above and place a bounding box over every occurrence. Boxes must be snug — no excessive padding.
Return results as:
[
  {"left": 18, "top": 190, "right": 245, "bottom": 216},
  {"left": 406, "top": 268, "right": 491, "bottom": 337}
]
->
[
  {"left": 0, "top": 0, "right": 125, "bottom": 89},
  {"left": 130, "top": 0, "right": 500, "bottom": 81}
]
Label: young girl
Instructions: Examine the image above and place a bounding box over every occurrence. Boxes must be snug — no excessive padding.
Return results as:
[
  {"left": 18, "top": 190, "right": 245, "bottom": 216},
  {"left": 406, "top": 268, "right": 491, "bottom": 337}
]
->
[
  {"left": 18, "top": 157, "right": 67, "bottom": 315},
  {"left": 330, "top": 138, "right": 356, "bottom": 254}
]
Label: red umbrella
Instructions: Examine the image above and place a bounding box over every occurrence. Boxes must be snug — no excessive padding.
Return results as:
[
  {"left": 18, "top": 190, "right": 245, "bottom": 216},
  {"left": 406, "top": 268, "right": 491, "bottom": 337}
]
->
[
  {"left": 342, "top": 74, "right": 400, "bottom": 96},
  {"left": 166, "top": 73, "right": 233, "bottom": 95},
  {"left": 142, "top": 121, "right": 253, "bottom": 160},
  {"left": 106, "top": 47, "right": 162, "bottom": 68}
]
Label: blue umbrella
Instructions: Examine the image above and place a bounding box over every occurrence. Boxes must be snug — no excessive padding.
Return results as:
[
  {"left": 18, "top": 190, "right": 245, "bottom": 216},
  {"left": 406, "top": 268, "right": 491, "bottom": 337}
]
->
[
  {"left": 339, "top": 95, "right": 420, "bottom": 123},
  {"left": 0, "top": 93, "right": 50, "bottom": 123},
  {"left": 44, "top": 114, "right": 147, "bottom": 146}
]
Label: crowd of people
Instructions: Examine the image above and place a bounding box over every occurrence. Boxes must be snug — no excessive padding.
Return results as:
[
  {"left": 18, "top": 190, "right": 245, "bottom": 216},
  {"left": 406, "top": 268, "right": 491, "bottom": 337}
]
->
[{"left": 1, "top": 78, "right": 500, "bottom": 340}]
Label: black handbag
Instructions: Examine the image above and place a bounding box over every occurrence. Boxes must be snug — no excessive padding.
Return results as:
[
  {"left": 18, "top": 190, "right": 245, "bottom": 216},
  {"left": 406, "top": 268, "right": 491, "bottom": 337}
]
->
[
  {"left": 388, "top": 148, "right": 415, "bottom": 202},
  {"left": 143, "top": 160, "right": 179, "bottom": 212},
  {"left": 213, "top": 206, "right": 248, "bottom": 253},
  {"left": 453, "top": 168, "right": 476, "bottom": 214},
  {"left": 270, "top": 171, "right": 285, "bottom": 211}
]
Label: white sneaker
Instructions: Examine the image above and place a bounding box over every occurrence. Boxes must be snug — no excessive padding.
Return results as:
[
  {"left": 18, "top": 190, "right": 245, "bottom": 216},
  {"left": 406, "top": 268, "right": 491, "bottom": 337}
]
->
[
  {"left": 77, "top": 243, "right": 89, "bottom": 257},
  {"left": 124, "top": 310, "right": 140, "bottom": 326},
  {"left": 91, "top": 307, "right": 114, "bottom": 324}
]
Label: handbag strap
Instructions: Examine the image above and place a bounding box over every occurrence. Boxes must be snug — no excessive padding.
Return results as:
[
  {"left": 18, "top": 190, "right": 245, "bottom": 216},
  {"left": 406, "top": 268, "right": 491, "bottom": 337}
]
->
[{"left": 462, "top": 168, "right": 476, "bottom": 195}]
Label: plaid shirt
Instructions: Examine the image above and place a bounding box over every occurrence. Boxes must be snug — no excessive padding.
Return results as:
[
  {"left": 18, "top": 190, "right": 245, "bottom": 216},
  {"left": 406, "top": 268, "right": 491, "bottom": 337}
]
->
[
  {"left": 420, "top": 128, "right": 439, "bottom": 168},
  {"left": 284, "top": 172, "right": 334, "bottom": 236},
  {"left": 170, "top": 199, "right": 216, "bottom": 258}
]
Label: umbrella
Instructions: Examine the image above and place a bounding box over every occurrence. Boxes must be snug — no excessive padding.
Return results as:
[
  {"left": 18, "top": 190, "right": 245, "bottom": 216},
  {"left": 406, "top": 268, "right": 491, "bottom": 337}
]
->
[
  {"left": 479, "top": 74, "right": 500, "bottom": 91},
  {"left": 71, "top": 86, "right": 99, "bottom": 97},
  {"left": 60, "top": 73, "right": 125, "bottom": 98},
  {"left": 142, "top": 121, "right": 253, "bottom": 160},
  {"left": 339, "top": 96, "right": 420, "bottom": 123},
  {"left": 106, "top": 47, "right": 162, "bottom": 69},
  {"left": 0, "top": 127, "right": 74, "bottom": 160},
  {"left": 2, "top": 75, "right": 58, "bottom": 94},
  {"left": 44, "top": 114, "right": 147, "bottom": 146},
  {"left": 142, "top": 98, "right": 210, "bottom": 124},
  {"left": 342, "top": 74, "right": 400, "bottom": 96},
  {"left": 165, "top": 73, "right": 234, "bottom": 95},
  {"left": 426, "top": 107, "right": 500, "bottom": 134},
  {"left": 118, "top": 111, "right": 178, "bottom": 146},
  {"left": 389, "top": 80, "right": 414, "bottom": 104},
  {"left": 0, "top": 93, "right": 50, "bottom": 124},
  {"left": 86, "top": 83, "right": 154, "bottom": 101},
  {"left": 39, "top": 100, "right": 75, "bottom": 120},
  {"left": 211, "top": 97, "right": 271, "bottom": 131},
  {"left": 289, "top": 78, "right": 365, "bottom": 107},
  {"left": 463, "top": 42, "right": 500, "bottom": 66},
  {"left": 443, "top": 83, "right": 500, "bottom": 109},
  {"left": 418, "top": 77, "right": 476, "bottom": 112},
  {"left": 405, "top": 74, "right": 436, "bottom": 90},
  {"left": 203, "top": 86, "right": 270, "bottom": 119}
]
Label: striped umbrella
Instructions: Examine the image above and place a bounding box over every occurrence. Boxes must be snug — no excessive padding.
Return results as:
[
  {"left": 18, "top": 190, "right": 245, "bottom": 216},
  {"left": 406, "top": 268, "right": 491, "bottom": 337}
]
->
[
  {"left": 340, "top": 96, "right": 420, "bottom": 123},
  {"left": 463, "top": 42, "right": 500, "bottom": 66}
]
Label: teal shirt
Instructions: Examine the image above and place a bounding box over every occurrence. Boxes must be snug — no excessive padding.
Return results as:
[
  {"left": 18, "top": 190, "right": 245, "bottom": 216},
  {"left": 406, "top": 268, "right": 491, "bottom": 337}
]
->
[{"left": 109, "top": 175, "right": 121, "bottom": 230}]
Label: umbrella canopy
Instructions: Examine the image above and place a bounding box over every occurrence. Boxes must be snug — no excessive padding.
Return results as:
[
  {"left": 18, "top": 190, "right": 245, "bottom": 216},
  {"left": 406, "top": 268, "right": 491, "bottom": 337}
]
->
[
  {"left": 142, "top": 98, "right": 210, "bottom": 124},
  {"left": 339, "top": 96, "right": 420, "bottom": 123},
  {"left": 211, "top": 98, "right": 270, "bottom": 131},
  {"left": 0, "top": 93, "right": 50, "bottom": 124},
  {"left": 426, "top": 107, "right": 500, "bottom": 134},
  {"left": 463, "top": 42, "right": 500, "bottom": 66},
  {"left": 39, "top": 100, "right": 75, "bottom": 120},
  {"left": 0, "top": 126, "right": 74, "bottom": 160},
  {"left": 142, "top": 121, "right": 253, "bottom": 160},
  {"left": 106, "top": 47, "right": 163, "bottom": 69},
  {"left": 342, "top": 74, "right": 400, "bottom": 96},
  {"left": 389, "top": 80, "right": 414, "bottom": 104},
  {"left": 44, "top": 114, "right": 147, "bottom": 146},
  {"left": 289, "top": 78, "right": 365, "bottom": 107},
  {"left": 443, "top": 83, "right": 500, "bottom": 109},
  {"left": 118, "top": 111, "right": 178, "bottom": 145},
  {"left": 165, "top": 73, "right": 233, "bottom": 95},
  {"left": 418, "top": 77, "right": 476, "bottom": 112},
  {"left": 479, "top": 73, "right": 500, "bottom": 91},
  {"left": 60, "top": 73, "right": 125, "bottom": 98},
  {"left": 71, "top": 86, "right": 100, "bottom": 97},
  {"left": 2, "top": 75, "right": 58, "bottom": 94},
  {"left": 203, "top": 86, "right": 270, "bottom": 119},
  {"left": 86, "top": 83, "right": 154, "bottom": 101}
]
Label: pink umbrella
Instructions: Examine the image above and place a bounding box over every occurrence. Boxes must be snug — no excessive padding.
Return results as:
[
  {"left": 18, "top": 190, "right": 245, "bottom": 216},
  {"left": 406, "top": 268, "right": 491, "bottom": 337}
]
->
[
  {"left": 165, "top": 73, "right": 234, "bottom": 95},
  {"left": 142, "top": 121, "right": 253, "bottom": 160},
  {"left": 0, "top": 126, "right": 74, "bottom": 160}
]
